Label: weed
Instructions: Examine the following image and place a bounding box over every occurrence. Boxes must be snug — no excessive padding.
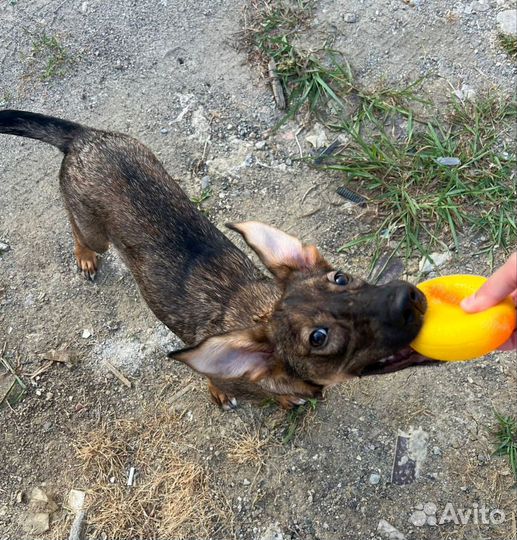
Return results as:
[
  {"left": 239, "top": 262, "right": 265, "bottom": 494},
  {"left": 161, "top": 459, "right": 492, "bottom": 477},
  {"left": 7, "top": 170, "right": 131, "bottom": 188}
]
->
[
  {"left": 498, "top": 33, "right": 517, "bottom": 58},
  {"left": 282, "top": 398, "right": 318, "bottom": 444},
  {"left": 28, "top": 31, "right": 72, "bottom": 81},
  {"left": 493, "top": 411, "right": 517, "bottom": 480},
  {"left": 190, "top": 187, "right": 212, "bottom": 210}
]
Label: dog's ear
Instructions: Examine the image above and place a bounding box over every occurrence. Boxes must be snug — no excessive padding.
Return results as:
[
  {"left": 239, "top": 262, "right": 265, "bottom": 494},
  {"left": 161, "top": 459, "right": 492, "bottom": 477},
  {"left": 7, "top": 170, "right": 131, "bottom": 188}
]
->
[
  {"left": 168, "top": 327, "right": 274, "bottom": 381},
  {"left": 226, "top": 221, "right": 331, "bottom": 280}
]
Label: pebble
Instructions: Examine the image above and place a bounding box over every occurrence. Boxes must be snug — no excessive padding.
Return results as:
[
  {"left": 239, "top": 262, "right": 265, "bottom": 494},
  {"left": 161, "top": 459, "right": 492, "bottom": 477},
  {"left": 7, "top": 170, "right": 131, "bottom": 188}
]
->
[
  {"left": 255, "top": 140, "right": 267, "bottom": 150},
  {"left": 419, "top": 251, "right": 451, "bottom": 274},
  {"left": 243, "top": 478, "right": 251, "bottom": 486},
  {"left": 25, "top": 512, "right": 49, "bottom": 535},
  {"left": 260, "top": 523, "right": 283, "bottom": 540},
  {"left": 497, "top": 10, "right": 517, "bottom": 36},
  {"left": 0, "top": 241, "right": 9, "bottom": 253},
  {"left": 343, "top": 12, "right": 359, "bottom": 23},
  {"left": 377, "top": 520, "right": 406, "bottom": 540},
  {"left": 200, "top": 175, "right": 211, "bottom": 190},
  {"left": 160, "top": 127, "right": 169, "bottom": 134},
  {"left": 81, "top": 329, "right": 92, "bottom": 339},
  {"left": 369, "top": 473, "right": 381, "bottom": 485}
]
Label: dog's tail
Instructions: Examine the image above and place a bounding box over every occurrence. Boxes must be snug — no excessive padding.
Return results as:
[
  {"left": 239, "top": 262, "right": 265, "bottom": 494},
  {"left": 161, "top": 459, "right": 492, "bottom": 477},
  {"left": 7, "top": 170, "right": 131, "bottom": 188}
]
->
[{"left": 0, "top": 110, "right": 85, "bottom": 153}]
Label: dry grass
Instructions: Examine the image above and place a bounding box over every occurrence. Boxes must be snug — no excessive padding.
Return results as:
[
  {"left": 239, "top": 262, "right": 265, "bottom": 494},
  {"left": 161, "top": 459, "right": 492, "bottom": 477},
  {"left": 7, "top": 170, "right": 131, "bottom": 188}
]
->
[
  {"left": 226, "top": 427, "right": 271, "bottom": 465},
  {"left": 74, "top": 406, "right": 231, "bottom": 539}
]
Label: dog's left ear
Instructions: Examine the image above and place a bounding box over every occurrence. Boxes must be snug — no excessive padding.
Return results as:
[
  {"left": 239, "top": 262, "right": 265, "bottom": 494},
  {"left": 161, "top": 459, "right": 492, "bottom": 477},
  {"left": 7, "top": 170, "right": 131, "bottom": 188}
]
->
[
  {"left": 168, "top": 327, "right": 275, "bottom": 382},
  {"left": 226, "top": 221, "right": 331, "bottom": 280}
]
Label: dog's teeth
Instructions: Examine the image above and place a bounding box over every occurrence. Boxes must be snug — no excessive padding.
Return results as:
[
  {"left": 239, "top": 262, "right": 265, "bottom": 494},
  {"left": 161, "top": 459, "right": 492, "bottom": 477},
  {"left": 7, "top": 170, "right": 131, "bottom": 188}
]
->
[
  {"left": 295, "top": 398, "right": 306, "bottom": 405},
  {"left": 229, "top": 397, "right": 238, "bottom": 408}
]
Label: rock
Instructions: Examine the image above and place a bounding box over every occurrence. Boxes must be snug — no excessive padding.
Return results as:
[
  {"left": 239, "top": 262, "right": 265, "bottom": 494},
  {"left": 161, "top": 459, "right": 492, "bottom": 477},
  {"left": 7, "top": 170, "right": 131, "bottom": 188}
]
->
[
  {"left": 377, "top": 519, "right": 406, "bottom": 539},
  {"left": 497, "top": 10, "right": 517, "bottom": 36},
  {"left": 435, "top": 157, "right": 461, "bottom": 166},
  {"left": 243, "top": 478, "right": 251, "bottom": 486},
  {"left": 254, "top": 140, "right": 267, "bottom": 150},
  {"left": 67, "top": 489, "right": 86, "bottom": 513},
  {"left": 30, "top": 487, "right": 49, "bottom": 504},
  {"left": 260, "top": 523, "right": 284, "bottom": 540},
  {"left": 305, "top": 123, "right": 328, "bottom": 149},
  {"left": 160, "top": 127, "right": 169, "bottom": 134},
  {"left": 25, "top": 512, "right": 49, "bottom": 535},
  {"left": 200, "top": 175, "right": 211, "bottom": 190},
  {"left": 454, "top": 83, "right": 476, "bottom": 101},
  {"left": 16, "top": 491, "right": 24, "bottom": 504},
  {"left": 81, "top": 329, "right": 92, "bottom": 339},
  {"left": 0, "top": 241, "right": 9, "bottom": 253},
  {"left": 419, "top": 251, "right": 451, "bottom": 274},
  {"left": 343, "top": 12, "right": 359, "bottom": 23},
  {"left": 369, "top": 473, "right": 381, "bottom": 485}
]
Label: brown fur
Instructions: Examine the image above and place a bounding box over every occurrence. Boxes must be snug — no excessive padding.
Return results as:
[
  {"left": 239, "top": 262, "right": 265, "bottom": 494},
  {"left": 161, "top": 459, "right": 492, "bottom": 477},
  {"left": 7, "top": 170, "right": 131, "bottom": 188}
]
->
[{"left": 0, "top": 110, "right": 429, "bottom": 409}]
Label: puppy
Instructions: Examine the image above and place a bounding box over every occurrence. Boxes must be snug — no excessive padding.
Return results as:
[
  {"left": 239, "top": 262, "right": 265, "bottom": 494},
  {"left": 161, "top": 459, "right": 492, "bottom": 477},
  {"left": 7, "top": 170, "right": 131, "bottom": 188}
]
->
[{"left": 0, "top": 110, "right": 432, "bottom": 409}]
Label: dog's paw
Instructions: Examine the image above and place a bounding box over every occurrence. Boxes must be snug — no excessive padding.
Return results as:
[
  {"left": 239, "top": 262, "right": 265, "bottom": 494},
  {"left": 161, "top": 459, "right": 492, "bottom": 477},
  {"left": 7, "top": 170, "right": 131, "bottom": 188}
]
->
[
  {"left": 276, "top": 395, "right": 307, "bottom": 409},
  {"left": 74, "top": 246, "right": 98, "bottom": 281},
  {"left": 208, "top": 381, "right": 238, "bottom": 411}
]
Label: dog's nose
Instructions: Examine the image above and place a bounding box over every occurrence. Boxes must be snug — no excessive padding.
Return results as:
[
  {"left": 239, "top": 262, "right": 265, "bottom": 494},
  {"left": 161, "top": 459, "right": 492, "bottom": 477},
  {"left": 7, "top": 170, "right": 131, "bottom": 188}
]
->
[{"left": 389, "top": 283, "right": 426, "bottom": 328}]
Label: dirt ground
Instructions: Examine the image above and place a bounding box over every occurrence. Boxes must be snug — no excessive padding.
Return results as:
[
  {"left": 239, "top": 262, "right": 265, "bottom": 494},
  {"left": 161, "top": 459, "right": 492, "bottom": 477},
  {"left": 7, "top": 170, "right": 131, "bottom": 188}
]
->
[{"left": 1, "top": 0, "right": 516, "bottom": 539}]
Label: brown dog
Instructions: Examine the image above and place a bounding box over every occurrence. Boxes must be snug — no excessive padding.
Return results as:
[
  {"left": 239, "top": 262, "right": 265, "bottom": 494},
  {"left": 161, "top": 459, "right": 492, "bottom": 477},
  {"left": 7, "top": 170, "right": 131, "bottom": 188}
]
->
[{"left": 0, "top": 110, "right": 433, "bottom": 409}]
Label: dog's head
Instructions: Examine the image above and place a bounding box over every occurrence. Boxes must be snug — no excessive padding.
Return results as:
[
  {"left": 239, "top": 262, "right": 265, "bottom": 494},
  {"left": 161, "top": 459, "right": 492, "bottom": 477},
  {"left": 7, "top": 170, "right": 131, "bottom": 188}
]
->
[{"left": 168, "top": 222, "right": 433, "bottom": 389}]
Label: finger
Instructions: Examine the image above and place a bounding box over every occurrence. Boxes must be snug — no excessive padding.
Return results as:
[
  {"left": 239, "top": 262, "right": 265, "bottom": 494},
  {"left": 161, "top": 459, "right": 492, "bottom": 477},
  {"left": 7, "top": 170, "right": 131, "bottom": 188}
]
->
[{"left": 461, "top": 253, "right": 517, "bottom": 312}]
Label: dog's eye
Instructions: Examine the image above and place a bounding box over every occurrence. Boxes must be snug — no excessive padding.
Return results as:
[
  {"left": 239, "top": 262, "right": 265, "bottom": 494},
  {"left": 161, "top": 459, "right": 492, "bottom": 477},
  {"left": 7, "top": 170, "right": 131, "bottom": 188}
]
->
[
  {"left": 334, "top": 271, "right": 349, "bottom": 286},
  {"left": 310, "top": 328, "right": 328, "bottom": 348}
]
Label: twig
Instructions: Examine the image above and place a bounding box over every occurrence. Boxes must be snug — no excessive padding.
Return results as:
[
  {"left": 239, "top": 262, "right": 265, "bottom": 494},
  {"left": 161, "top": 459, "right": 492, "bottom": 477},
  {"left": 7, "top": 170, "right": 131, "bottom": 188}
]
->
[{"left": 103, "top": 360, "right": 132, "bottom": 388}]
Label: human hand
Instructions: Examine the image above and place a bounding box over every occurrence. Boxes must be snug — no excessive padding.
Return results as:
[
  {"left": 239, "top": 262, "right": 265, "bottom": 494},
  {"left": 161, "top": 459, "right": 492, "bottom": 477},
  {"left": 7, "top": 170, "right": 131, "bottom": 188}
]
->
[{"left": 461, "top": 252, "right": 517, "bottom": 351}]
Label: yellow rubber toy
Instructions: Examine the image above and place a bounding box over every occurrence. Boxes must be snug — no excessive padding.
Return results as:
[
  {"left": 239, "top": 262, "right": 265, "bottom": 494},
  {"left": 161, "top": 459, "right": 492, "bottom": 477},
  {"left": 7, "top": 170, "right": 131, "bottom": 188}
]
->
[{"left": 410, "top": 274, "right": 516, "bottom": 362}]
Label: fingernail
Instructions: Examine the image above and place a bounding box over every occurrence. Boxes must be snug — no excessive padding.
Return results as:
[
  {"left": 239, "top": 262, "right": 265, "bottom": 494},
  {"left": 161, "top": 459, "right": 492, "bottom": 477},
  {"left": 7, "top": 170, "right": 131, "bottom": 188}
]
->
[{"left": 460, "top": 296, "right": 475, "bottom": 310}]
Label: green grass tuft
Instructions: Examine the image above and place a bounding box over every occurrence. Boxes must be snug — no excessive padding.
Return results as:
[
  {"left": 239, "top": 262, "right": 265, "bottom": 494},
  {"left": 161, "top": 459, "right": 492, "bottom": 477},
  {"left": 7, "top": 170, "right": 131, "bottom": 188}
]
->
[
  {"left": 29, "top": 31, "right": 72, "bottom": 81},
  {"left": 498, "top": 33, "right": 517, "bottom": 58},
  {"left": 494, "top": 411, "right": 517, "bottom": 480}
]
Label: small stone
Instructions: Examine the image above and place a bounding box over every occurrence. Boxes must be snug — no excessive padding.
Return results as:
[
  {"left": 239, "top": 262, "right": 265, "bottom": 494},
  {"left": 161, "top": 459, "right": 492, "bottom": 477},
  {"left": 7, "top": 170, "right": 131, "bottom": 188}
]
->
[
  {"left": 31, "top": 487, "right": 50, "bottom": 504},
  {"left": 81, "top": 329, "right": 91, "bottom": 339},
  {"left": 255, "top": 140, "right": 267, "bottom": 150},
  {"left": 67, "top": 489, "right": 86, "bottom": 513},
  {"left": 305, "top": 123, "right": 328, "bottom": 148},
  {"left": 243, "top": 478, "right": 251, "bottom": 486},
  {"left": 344, "top": 12, "right": 359, "bottom": 23},
  {"left": 25, "top": 512, "right": 49, "bottom": 535},
  {"left": 464, "top": 3, "right": 474, "bottom": 14},
  {"left": 0, "top": 241, "right": 9, "bottom": 253},
  {"left": 377, "top": 519, "right": 406, "bottom": 540},
  {"left": 200, "top": 175, "right": 211, "bottom": 190},
  {"left": 497, "top": 10, "right": 517, "bottom": 36},
  {"left": 435, "top": 156, "right": 461, "bottom": 166},
  {"left": 16, "top": 491, "right": 24, "bottom": 504},
  {"left": 260, "top": 523, "right": 284, "bottom": 540},
  {"left": 423, "top": 502, "right": 437, "bottom": 515},
  {"left": 369, "top": 473, "right": 381, "bottom": 485},
  {"left": 160, "top": 128, "right": 169, "bottom": 134},
  {"left": 432, "top": 446, "right": 442, "bottom": 456},
  {"left": 419, "top": 251, "right": 451, "bottom": 274}
]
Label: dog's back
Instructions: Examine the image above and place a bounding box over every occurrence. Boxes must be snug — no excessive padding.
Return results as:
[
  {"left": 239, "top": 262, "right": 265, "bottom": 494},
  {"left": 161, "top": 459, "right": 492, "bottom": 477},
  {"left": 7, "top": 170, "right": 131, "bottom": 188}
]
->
[{"left": 0, "top": 110, "right": 275, "bottom": 344}]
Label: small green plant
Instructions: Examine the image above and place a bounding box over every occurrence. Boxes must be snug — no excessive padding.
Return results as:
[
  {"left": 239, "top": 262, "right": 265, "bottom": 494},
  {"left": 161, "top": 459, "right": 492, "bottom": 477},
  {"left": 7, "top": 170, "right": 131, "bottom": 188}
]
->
[
  {"left": 498, "top": 33, "right": 517, "bottom": 58},
  {"left": 29, "top": 31, "right": 72, "bottom": 81},
  {"left": 282, "top": 398, "right": 318, "bottom": 444},
  {"left": 190, "top": 187, "right": 212, "bottom": 210},
  {"left": 494, "top": 411, "right": 517, "bottom": 480}
]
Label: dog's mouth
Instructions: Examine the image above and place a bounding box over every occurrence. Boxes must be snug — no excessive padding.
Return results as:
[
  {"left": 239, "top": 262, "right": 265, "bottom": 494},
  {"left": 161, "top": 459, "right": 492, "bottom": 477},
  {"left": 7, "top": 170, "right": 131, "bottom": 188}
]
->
[{"left": 358, "top": 347, "right": 439, "bottom": 377}]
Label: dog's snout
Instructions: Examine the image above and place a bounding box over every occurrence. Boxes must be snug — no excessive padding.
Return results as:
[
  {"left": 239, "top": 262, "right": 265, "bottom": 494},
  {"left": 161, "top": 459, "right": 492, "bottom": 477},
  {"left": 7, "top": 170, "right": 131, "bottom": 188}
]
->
[{"left": 388, "top": 283, "right": 426, "bottom": 328}]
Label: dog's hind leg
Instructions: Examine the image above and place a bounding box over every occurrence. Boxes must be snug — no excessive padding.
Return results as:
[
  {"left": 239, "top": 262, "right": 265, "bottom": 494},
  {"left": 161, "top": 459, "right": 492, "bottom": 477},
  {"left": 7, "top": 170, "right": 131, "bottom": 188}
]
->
[{"left": 66, "top": 210, "right": 108, "bottom": 281}]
